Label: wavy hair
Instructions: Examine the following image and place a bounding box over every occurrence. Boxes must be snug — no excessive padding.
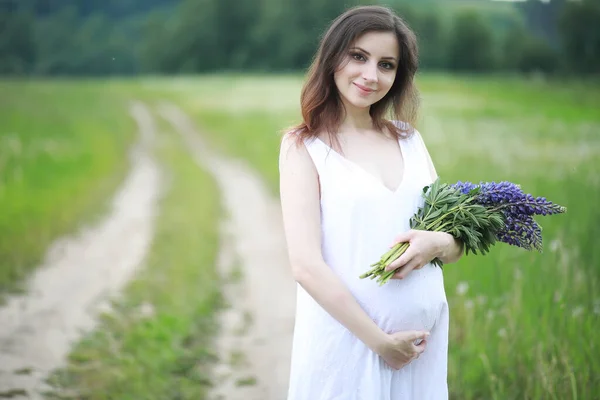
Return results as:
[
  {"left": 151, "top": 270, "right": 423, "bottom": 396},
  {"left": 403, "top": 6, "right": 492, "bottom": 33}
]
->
[{"left": 289, "top": 5, "right": 420, "bottom": 147}]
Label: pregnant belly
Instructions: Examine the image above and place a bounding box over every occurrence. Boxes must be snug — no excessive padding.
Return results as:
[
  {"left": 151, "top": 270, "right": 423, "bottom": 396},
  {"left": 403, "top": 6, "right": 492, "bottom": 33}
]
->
[{"left": 349, "top": 263, "right": 447, "bottom": 333}]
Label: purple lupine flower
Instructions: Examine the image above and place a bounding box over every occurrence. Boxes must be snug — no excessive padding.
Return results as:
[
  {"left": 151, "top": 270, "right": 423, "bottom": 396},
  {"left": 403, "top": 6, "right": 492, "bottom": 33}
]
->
[
  {"left": 450, "top": 180, "right": 566, "bottom": 251},
  {"left": 497, "top": 215, "right": 543, "bottom": 251},
  {"left": 477, "top": 181, "right": 565, "bottom": 217},
  {"left": 452, "top": 180, "right": 566, "bottom": 216},
  {"left": 451, "top": 181, "right": 478, "bottom": 195}
]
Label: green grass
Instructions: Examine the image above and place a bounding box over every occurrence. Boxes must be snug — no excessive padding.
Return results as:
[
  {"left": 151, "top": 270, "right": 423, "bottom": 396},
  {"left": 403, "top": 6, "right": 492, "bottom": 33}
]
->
[
  {"left": 416, "top": 74, "right": 600, "bottom": 399},
  {"left": 0, "top": 80, "right": 135, "bottom": 298},
  {"left": 45, "top": 108, "right": 223, "bottom": 399},
  {"left": 141, "top": 73, "right": 600, "bottom": 399},
  {"left": 5, "top": 74, "right": 597, "bottom": 398}
]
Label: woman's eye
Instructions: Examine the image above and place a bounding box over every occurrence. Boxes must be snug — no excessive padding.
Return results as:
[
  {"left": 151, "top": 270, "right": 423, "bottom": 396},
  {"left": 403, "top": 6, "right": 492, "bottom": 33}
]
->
[
  {"left": 351, "top": 53, "right": 365, "bottom": 61},
  {"left": 380, "top": 62, "right": 395, "bottom": 70}
]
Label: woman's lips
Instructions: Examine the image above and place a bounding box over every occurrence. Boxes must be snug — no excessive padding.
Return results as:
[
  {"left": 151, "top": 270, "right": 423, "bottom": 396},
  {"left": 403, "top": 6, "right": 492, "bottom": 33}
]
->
[{"left": 354, "top": 82, "right": 376, "bottom": 95}]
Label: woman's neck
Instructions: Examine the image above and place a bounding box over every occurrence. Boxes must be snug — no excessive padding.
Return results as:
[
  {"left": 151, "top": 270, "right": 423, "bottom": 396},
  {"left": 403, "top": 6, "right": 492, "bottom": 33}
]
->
[{"left": 339, "top": 105, "right": 373, "bottom": 134}]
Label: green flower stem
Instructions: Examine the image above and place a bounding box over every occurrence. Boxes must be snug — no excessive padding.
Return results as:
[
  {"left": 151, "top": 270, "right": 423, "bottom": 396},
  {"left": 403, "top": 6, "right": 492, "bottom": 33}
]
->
[{"left": 358, "top": 242, "right": 410, "bottom": 279}]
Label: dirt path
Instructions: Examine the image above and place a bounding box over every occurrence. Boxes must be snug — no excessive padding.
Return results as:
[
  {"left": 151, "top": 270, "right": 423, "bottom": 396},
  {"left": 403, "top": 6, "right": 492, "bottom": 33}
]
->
[
  {"left": 0, "top": 101, "right": 295, "bottom": 400},
  {"left": 0, "top": 102, "right": 162, "bottom": 399},
  {"left": 159, "top": 103, "right": 296, "bottom": 400}
]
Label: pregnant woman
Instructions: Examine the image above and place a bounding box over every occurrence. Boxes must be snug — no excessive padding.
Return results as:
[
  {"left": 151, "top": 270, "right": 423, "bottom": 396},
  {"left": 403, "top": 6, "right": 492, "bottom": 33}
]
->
[{"left": 278, "top": 5, "right": 464, "bottom": 400}]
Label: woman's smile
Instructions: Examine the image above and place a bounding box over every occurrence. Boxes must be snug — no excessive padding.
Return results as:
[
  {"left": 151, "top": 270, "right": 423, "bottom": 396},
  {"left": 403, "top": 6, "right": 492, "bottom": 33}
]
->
[{"left": 353, "top": 82, "right": 376, "bottom": 96}]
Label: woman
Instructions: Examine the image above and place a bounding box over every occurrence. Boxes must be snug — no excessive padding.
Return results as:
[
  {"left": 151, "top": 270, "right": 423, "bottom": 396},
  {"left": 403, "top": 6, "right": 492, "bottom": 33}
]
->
[{"left": 279, "top": 5, "right": 463, "bottom": 400}]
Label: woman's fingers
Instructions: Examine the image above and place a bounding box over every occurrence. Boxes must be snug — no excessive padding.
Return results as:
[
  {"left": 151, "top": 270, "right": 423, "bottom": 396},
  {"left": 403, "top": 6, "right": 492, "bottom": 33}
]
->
[
  {"left": 390, "top": 258, "right": 422, "bottom": 279},
  {"left": 386, "top": 253, "right": 411, "bottom": 272},
  {"left": 412, "top": 340, "right": 427, "bottom": 362},
  {"left": 386, "top": 246, "right": 416, "bottom": 271},
  {"left": 415, "top": 340, "right": 427, "bottom": 352}
]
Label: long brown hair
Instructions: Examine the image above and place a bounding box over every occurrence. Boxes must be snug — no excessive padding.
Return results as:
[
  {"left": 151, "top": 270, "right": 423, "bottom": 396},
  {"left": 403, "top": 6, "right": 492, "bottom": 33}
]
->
[{"left": 289, "top": 5, "right": 420, "bottom": 147}]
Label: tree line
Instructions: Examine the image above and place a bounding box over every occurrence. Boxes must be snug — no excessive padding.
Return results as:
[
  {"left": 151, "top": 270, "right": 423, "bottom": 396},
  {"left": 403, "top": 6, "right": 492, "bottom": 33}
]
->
[{"left": 1, "top": 0, "right": 599, "bottom": 77}]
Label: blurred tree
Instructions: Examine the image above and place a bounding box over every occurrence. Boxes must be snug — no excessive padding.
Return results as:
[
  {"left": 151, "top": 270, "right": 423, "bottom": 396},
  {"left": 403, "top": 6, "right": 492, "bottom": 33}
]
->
[
  {"left": 558, "top": 0, "right": 600, "bottom": 75},
  {"left": 151, "top": 0, "right": 261, "bottom": 72},
  {"left": 1, "top": 0, "right": 596, "bottom": 76},
  {"left": 71, "top": 14, "right": 112, "bottom": 75},
  {"left": 2, "top": 0, "right": 176, "bottom": 75},
  {"left": 248, "top": 0, "right": 357, "bottom": 70},
  {"left": 392, "top": 2, "right": 419, "bottom": 30},
  {"left": 171, "top": 0, "right": 222, "bottom": 72},
  {"left": 415, "top": 12, "right": 446, "bottom": 70},
  {"left": 502, "top": 20, "right": 559, "bottom": 75},
  {"left": 515, "top": 0, "right": 568, "bottom": 49},
  {"left": 518, "top": 36, "right": 559, "bottom": 75},
  {"left": 33, "top": 6, "right": 79, "bottom": 75},
  {"left": 137, "top": 10, "right": 177, "bottom": 73},
  {"left": 0, "top": 10, "right": 36, "bottom": 74},
  {"left": 17, "top": 0, "right": 176, "bottom": 18},
  {"left": 447, "top": 10, "right": 495, "bottom": 72},
  {"left": 500, "top": 20, "right": 524, "bottom": 72}
]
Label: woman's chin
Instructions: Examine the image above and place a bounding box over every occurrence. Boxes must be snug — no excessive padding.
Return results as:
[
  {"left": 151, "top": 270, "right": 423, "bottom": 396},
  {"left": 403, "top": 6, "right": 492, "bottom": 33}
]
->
[
  {"left": 347, "top": 97, "right": 375, "bottom": 110},
  {"left": 339, "top": 91, "right": 380, "bottom": 110}
]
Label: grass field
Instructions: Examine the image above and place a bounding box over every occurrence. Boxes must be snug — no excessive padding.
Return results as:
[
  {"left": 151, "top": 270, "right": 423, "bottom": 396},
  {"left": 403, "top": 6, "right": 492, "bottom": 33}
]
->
[
  {"left": 2, "top": 74, "right": 599, "bottom": 399},
  {"left": 141, "top": 73, "right": 600, "bottom": 399},
  {"left": 0, "top": 81, "right": 135, "bottom": 299}
]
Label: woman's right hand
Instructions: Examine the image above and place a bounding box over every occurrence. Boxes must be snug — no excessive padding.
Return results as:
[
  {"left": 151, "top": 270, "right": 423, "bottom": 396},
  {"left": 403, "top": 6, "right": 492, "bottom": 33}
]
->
[{"left": 375, "top": 330, "right": 429, "bottom": 370}]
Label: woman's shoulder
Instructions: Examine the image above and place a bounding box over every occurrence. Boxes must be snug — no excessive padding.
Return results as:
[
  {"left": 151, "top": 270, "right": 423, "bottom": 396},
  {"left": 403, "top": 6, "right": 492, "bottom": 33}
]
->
[
  {"left": 279, "top": 127, "right": 315, "bottom": 168},
  {"left": 280, "top": 126, "right": 324, "bottom": 151},
  {"left": 280, "top": 129, "right": 303, "bottom": 156}
]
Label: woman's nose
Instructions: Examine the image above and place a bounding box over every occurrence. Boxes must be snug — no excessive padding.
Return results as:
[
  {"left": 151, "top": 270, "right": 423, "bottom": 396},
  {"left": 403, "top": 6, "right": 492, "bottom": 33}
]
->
[{"left": 362, "top": 62, "right": 379, "bottom": 82}]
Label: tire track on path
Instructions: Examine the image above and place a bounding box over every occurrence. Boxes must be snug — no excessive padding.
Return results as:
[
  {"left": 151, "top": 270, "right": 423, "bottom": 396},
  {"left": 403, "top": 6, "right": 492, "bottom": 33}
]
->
[
  {"left": 0, "top": 102, "right": 161, "bottom": 399},
  {"left": 159, "top": 103, "right": 295, "bottom": 400}
]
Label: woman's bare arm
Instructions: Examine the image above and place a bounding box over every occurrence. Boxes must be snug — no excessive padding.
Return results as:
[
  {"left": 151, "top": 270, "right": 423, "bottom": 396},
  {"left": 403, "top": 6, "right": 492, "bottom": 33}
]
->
[{"left": 279, "top": 133, "right": 388, "bottom": 352}]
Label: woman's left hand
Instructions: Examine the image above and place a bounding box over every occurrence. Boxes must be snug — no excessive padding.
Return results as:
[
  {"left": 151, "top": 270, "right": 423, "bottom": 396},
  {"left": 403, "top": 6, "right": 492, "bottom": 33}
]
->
[{"left": 385, "top": 230, "right": 452, "bottom": 280}]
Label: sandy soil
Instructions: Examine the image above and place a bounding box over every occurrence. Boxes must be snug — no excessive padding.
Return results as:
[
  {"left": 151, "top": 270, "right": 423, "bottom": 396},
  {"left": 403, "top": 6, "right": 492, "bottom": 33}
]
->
[
  {"left": 0, "top": 102, "right": 162, "bottom": 399},
  {"left": 159, "top": 103, "right": 296, "bottom": 400}
]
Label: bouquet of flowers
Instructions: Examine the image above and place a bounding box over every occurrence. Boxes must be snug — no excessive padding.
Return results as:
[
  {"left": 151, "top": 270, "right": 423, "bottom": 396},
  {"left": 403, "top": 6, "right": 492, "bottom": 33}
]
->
[{"left": 359, "top": 179, "right": 567, "bottom": 286}]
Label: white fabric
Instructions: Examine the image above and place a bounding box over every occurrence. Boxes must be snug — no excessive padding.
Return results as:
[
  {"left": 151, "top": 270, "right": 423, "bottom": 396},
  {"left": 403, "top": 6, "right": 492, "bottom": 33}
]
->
[{"left": 286, "top": 124, "right": 449, "bottom": 400}]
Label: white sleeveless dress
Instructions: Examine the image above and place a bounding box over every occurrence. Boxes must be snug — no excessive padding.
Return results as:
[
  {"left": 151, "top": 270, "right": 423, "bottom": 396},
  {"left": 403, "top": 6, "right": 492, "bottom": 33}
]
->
[{"left": 285, "top": 124, "right": 449, "bottom": 400}]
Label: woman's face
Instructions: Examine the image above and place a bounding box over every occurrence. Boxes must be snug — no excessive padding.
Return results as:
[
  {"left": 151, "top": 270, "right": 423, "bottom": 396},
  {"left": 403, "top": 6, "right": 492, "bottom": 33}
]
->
[{"left": 334, "top": 31, "right": 399, "bottom": 111}]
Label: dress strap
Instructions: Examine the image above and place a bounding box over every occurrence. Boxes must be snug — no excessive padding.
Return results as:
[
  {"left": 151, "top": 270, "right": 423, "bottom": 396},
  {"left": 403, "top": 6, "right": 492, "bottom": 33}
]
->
[
  {"left": 407, "top": 129, "right": 438, "bottom": 183},
  {"left": 393, "top": 120, "right": 436, "bottom": 183},
  {"left": 302, "top": 137, "right": 334, "bottom": 177}
]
